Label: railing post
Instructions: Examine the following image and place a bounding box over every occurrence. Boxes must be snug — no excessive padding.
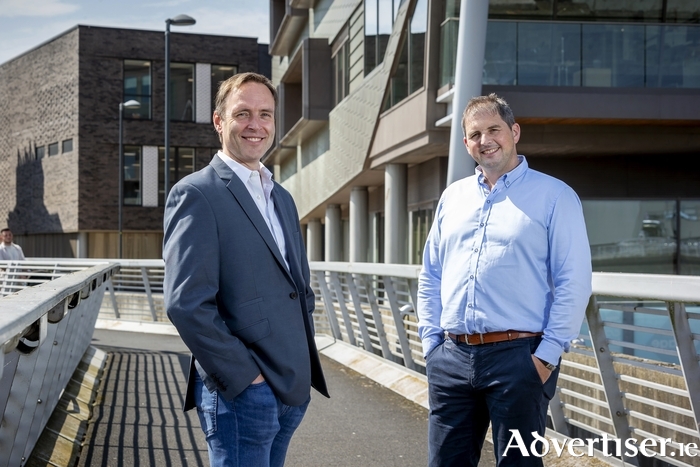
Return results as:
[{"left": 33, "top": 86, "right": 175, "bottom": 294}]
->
[
  {"left": 346, "top": 273, "right": 374, "bottom": 352},
  {"left": 586, "top": 295, "right": 639, "bottom": 466},
  {"left": 383, "top": 276, "right": 416, "bottom": 371},
  {"left": 329, "top": 272, "right": 357, "bottom": 346},
  {"left": 106, "top": 278, "right": 121, "bottom": 319},
  {"left": 314, "top": 270, "right": 342, "bottom": 339},
  {"left": 667, "top": 301, "right": 700, "bottom": 436},
  {"left": 141, "top": 267, "right": 158, "bottom": 321},
  {"left": 360, "top": 274, "right": 393, "bottom": 360},
  {"left": 548, "top": 391, "right": 570, "bottom": 437}
]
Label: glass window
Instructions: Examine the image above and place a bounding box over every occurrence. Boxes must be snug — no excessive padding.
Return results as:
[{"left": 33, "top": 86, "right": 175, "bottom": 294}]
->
[
  {"left": 211, "top": 65, "right": 238, "bottom": 112},
  {"left": 124, "top": 60, "right": 151, "bottom": 119},
  {"left": 581, "top": 24, "right": 645, "bottom": 88},
  {"left": 36, "top": 146, "right": 45, "bottom": 159},
  {"left": 484, "top": 22, "right": 518, "bottom": 85},
  {"left": 680, "top": 200, "right": 700, "bottom": 276},
  {"left": 365, "top": 0, "right": 404, "bottom": 76},
  {"left": 646, "top": 25, "right": 700, "bottom": 88},
  {"left": 48, "top": 142, "right": 59, "bottom": 156},
  {"left": 490, "top": 0, "right": 553, "bottom": 18},
  {"left": 556, "top": 0, "right": 663, "bottom": 22},
  {"left": 666, "top": 0, "right": 700, "bottom": 22},
  {"left": 62, "top": 139, "right": 73, "bottom": 153},
  {"left": 410, "top": 208, "right": 433, "bottom": 265},
  {"left": 516, "top": 22, "right": 582, "bottom": 86},
  {"left": 333, "top": 37, "right": 350, "bottom": 106},
  {"left": 384, "top": 0, "right": 426, "bottom": 108},
  {"left": 159, "top": 147, "right": 195, "bottom": 205},
  {"left": 170, "top": 63, "right": 195, "bottom": 122},
  {"left": 123, "top": 146, "right": 142, "bottom": 206}
]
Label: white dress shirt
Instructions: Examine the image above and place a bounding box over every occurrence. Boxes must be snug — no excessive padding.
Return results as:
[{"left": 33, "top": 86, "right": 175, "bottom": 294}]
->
[{"left": 216, "top": 152, "right": 289, "bottom": 270}]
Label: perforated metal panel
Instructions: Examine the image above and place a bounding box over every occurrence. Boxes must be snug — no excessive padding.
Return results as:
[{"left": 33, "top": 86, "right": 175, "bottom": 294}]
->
[
  {"left": 196, "top": 63, "right": 212, "bottom": 124},
  {"left": 142, "top": 145, "right": 159, "bottom": 207}
]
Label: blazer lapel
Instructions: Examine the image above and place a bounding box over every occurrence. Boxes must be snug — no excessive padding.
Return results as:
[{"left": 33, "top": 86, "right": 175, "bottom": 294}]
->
[
  {"left": 272, "top": 187, "right": 303, "bottom": 287},
  {"left": 210, "top": 157, "right": 290, "bottom": 275}
]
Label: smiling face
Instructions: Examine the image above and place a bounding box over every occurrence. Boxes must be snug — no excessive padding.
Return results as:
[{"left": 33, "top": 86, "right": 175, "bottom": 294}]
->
[
  {"left": 213, "top": 81, "right": 275, "bottom": 170},
  {"left": 463, "top": 110, "right": 521, "bottom": 188}
]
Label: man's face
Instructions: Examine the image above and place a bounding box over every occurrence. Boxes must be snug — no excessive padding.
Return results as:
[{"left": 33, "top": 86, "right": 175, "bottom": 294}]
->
[
  {"left": 213, "top": 81, "right": 275, "bottom": 170},
  {"left": 1, "top": 230, "right": 13, "bottom": 244},
  {"left": 463, "top": 110, "right": 520, "bottom": 181}
]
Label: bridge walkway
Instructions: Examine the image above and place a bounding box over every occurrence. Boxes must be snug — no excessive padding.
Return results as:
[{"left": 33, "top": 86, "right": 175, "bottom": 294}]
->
[{"left": 76, "top": 329, "right": 494, "bottom": 467}]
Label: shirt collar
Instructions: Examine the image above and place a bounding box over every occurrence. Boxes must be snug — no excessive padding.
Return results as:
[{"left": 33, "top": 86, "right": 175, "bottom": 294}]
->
[
  {"left": 216, "top": 151, "right": 274, "bottom": 186},
  {"left": 476, "top": 155, "right": 529, "bottom": 188}
]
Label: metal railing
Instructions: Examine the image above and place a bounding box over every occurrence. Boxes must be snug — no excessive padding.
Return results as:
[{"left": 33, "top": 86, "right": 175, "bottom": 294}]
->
[
  {"left": 4, "top": 259, "right": 699, "bottom": 466},
  {"left": 0, "top": 260, "right": 118, "bottom": 467},
  {"left": 309, "top": 262, "right": 700, "bottom": 467}
]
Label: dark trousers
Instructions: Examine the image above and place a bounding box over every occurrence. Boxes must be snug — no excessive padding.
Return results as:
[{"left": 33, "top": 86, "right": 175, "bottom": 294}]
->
[{"left": 425, "top": 336, "right": 559, "bottom": 467}]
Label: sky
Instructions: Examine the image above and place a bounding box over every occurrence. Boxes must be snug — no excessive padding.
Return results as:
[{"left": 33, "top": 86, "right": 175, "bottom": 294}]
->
[{"left": 0, "top": 0, "right": 270, "bottom": 65}]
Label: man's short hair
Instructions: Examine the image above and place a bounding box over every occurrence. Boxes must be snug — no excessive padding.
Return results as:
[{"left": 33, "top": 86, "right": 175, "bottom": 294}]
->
[
  {"left": 1, "top": 228, "right": 11, "bottom": 234},
  {"left": 461, "top": 93, "right": 516, "bottom": 135},
  {"left": 213, "top": 72, "right": 277, "bottom": 118}
]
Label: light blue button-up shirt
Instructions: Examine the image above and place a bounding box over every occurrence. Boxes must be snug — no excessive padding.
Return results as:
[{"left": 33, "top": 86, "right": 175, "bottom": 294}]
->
[{"left": 417, "top": 156, "right": 592, "bottom": 365}]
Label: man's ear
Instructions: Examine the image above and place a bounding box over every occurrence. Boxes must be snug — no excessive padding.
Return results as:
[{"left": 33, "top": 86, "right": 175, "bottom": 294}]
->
[
  {"left": 212, "top": 112, "right": 221, "bottom": 133},
  {"left": 511, "top": 123, "right": 521, "bottom": 144}
]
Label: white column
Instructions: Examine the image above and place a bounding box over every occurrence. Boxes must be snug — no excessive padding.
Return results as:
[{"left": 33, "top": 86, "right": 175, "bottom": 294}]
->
[
  {"left": 385, "top": 164, "right": 407, "bottom": 264},
  {"left": 306, "top": 218, "right": 323, "bottom": 261},
  {"left": 325, "top": 204, "right": 343, "bottom": 262},
  {"left": 446, "top": 0, "right": 489, "bottom": 185},
  {"left": 349, "top": 187, "right": 369, "bottom": 262},
  {"left": 76, "top": 232, "right": 88, "bottom": 258}
]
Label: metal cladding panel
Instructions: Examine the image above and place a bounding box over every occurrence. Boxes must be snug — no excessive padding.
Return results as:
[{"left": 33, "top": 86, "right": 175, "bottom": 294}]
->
[
  {"left": 196, "top": 63, "right": 212, "bottom": 124},
  {"left": 294, "top": 0, "right": 415, "bottom": 218},
  {"left": 142, "top": 145, "right": 159, "bottom": 207},
  {"left": 313, "top": 0, "right": 363, "bottom": 42}
]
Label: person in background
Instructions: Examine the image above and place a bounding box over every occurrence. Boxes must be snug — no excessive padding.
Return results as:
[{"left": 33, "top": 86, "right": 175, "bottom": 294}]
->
[
  {"left": 417, "top": 93, "right": 592, "bottom": 466},
  {"left": 0, "top": 228, "right": 26, "bottom": 261}
]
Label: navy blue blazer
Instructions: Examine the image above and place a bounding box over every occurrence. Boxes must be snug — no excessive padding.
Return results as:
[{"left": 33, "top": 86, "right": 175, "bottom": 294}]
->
[{"left": 163, "top": 155, "right": 328, "bottom": 409}]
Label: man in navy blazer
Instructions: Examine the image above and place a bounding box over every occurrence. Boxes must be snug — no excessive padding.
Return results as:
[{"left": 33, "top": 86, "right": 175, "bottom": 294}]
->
[{"left": 163, "top": 72, "right": 328, "bottom": 467}]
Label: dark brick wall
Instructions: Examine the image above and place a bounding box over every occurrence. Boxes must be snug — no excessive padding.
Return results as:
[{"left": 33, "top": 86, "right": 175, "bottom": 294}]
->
[
  {"left": 76, "top": 26, "right": 262, "bottom": 231},
  {"left": 0, "top": 28, "right": 80, "bottom": 237},
  {"left": 1, "top": 25, "right": 263, "bottom": 241}
]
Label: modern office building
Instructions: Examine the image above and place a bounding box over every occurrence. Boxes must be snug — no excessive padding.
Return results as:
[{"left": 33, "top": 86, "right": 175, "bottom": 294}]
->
[
  {"left": 267, "top": 0, "right": 700, "bottom": 275},
  {"left": 0, "top": 25, "right": 270, "bottom": 258}
]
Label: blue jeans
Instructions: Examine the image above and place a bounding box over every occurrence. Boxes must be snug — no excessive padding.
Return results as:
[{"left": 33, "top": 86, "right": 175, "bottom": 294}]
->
[
  {"left": 194, "top": 372, "right": 310, "bottom": 467},
  {"left": 425, "top": 336, "right": 559, "bottom": 467}
]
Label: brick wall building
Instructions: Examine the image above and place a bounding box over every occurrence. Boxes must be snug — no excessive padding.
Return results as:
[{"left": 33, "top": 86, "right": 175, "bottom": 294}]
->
[{"left": 0, "top": 25, "right": 269, "bottom": 258}]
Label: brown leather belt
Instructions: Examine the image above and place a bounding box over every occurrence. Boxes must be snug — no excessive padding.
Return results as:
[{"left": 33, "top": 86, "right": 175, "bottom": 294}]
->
[{"left": 448, "top": 331, "right": 542, "bottom": 345}]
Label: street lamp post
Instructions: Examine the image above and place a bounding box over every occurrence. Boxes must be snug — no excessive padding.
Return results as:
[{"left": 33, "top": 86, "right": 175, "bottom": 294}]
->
[
  {"left": 118, "top": 100, "right": 141, "bottom": 259},
  {"left": 164, "top": 14, "right": 196, "bottom": 201}
]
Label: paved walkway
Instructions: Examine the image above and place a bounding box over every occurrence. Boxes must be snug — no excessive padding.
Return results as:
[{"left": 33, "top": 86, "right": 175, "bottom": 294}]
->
[{"left": 77, "top": 330, "right": 492, "bottom": 467}]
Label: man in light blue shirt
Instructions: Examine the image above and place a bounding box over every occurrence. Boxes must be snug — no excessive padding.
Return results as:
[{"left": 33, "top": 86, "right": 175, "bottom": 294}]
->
[{"left": 417, "top": 94, "right": 592, "bottom": 467}]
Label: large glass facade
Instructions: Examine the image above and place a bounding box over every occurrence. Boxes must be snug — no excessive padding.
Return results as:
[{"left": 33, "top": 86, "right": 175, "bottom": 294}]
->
[
  {"left": 479, "top": 21, "right": 700, "bottom": 88},
  {"left": 583, "top": 200, "right": 700, "bottom": 275},
  {"left": 440, "top": 2, "right": 700, "bottom": 89},
  {"left": 123, "top": 60, "right": 151, "bottom": 119},
  {"left": 159, "top": 147, "right": 195, "bottom": 205},
  {"left": 170, "top": 63, "right": 194, "bottom": 121},
  {"left": 123, "top": 146, "right": 141, "bottom": 206}
]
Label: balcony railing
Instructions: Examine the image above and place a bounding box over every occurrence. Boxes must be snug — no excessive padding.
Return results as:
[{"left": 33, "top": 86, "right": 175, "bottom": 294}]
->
[{"left": 440, "top": 19, "right": 700, "bottom": 89}]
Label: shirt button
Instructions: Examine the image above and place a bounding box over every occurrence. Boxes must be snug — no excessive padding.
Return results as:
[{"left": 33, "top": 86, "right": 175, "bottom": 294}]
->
[
  {"left": 480, "top": 223, "right": 484, "bottom": 227},
  {"left": 289, "top": 292, "right": 298, "bottom": 299},
  {"left": 486, "top": 200, "right": 491, "bottom": 204},
  {"left": 470, "top": 275, "right": 474, "bottom": 279},
  {"left": 473, "top": 248, "right": 478, "bottom": 252}
]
